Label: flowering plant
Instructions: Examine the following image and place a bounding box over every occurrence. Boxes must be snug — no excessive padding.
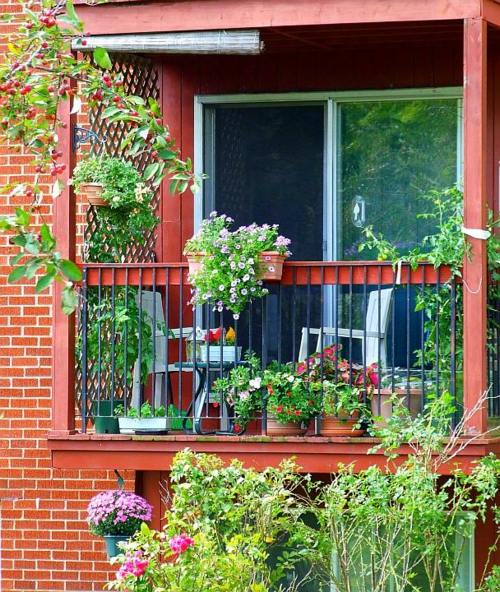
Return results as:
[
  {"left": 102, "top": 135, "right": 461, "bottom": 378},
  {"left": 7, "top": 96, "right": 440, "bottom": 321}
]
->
[
  {"left": 87, "top": 490, "right": 153, "bottom": 536},
  {"left": 185, "top": 212, "right": 291, "bottom": 318},
  {"left": 263, "top": 366, "right": 322, "bottom": 425},
  {"left": 213, "top": 353, "right": 263, "bottom": 431},
  {"left": 204, "top": 326, "right": 236, "bottom": 345},
  {"left": 320, "top": 381, "right": 370, "bottom": 419},
  {"left": 297, "top": 344, "right": 379, "bottom": 396}
]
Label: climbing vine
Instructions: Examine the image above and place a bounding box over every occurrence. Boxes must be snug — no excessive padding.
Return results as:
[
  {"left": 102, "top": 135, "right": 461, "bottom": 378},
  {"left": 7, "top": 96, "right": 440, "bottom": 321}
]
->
[{"left": 0, "top": 0, "right": 197, "bottom": 312}]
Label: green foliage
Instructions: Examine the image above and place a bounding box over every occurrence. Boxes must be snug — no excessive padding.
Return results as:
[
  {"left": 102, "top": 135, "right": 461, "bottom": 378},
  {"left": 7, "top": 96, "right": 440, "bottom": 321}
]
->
[
  {"left": 263, "top": 366, "right": 322, "bottom": 425},
  {"left": 320, "top": 381, "right": 369, "bottom": 420},
  {"left": 359, "top": 185, "right": 499, "bottom": 391},
  {"left": 0, "top": 1, "right": 199, "bottom": 312},
  {"left": 114, "top": 402, "right": 165, "bottom": 418},
  {"left": 213, "top": 352, "right": 263, "bottom": 430},
  {"left": 0, "top": 207, "right": 81, "bottom": 306},
  {"left": 107, "top": 451, "right": 318, "bottom": 592},
  {"left": 80, "top": 286, "right": 154, "bottom": 387}
]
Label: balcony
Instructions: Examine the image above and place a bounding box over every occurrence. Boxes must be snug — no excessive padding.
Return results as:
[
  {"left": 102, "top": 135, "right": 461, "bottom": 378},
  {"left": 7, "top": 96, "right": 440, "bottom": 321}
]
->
[{"left": 47, "top": 259, "right": 500, "bottom": 472}]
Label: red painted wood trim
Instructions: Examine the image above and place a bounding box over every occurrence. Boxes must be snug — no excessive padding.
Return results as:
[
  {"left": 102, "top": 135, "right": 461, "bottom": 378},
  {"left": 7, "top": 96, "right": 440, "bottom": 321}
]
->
[
  {"left": 52, "top": 89, "right": 77, "bottom": 435},
  {"left": 47, "top": 434, "right": 500, "bottom": 473},
  {"left": 75, "top": 0, "right": 481, "bottom": 36},
  {"left": 81, "top": 262, "right": 453, "bottom": 287},
  {"left": 482, "top": 0, "right": 500, "bottom": 27},
  {"left": 161, "top": 61, "right": 183, "bottom": 262},
  {"left": 463, "top": 18, "right": 489, "bottom": 435}
]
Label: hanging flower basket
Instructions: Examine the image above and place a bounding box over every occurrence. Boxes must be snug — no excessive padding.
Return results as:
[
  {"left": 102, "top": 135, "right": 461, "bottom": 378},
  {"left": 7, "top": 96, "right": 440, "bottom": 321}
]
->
[
  {"left": 257, "top": 251, "right": 286, "bottom": 281},
  {"left": 80, "top": 182, "right": 107, "bottom": 207}
]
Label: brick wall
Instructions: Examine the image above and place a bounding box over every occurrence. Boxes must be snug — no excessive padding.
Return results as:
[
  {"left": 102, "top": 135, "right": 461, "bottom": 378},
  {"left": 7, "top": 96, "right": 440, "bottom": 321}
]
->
[{"left": 0, "top": 3, "right": 137, "bottom": 590}]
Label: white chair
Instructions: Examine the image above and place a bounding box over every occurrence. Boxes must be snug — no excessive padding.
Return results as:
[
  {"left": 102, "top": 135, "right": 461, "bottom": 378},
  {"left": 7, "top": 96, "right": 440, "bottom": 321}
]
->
[
  {"left": 131, "top": 290, "right": 193, "bottom": 409},
  {"left": 298, "top": 288, "right": 393, "bottom": 367}
]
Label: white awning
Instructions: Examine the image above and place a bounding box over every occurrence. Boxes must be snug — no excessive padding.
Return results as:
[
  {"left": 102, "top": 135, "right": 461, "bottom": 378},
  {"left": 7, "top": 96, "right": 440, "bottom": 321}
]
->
[{"left": 72, "top": 30, "right": 263, "bottom": 55}]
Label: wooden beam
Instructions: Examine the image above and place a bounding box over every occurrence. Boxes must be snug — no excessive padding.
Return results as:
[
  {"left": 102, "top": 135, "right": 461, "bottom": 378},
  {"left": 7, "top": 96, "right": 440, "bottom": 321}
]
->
[
  {"left": 75, "top": 0, "right": 481, "bottom": 37},
  {"left": 47, "top": 434, "right": 500, "bottom": 473},
  {"left": 51, "top": 88, "right": 77, "bottom": 435},
  {"left": 463, "top": 18, "right": 489, "bottom": 434},
  {"left": 482, "top": 0, "right": 500, "bottom": 28}
]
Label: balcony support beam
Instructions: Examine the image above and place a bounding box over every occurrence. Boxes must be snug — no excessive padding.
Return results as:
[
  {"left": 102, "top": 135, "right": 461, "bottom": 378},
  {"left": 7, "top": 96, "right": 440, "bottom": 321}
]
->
[
  {"left": 51, "top": 83, "right": 77, "bottom": 435},
  {"left": 463, "top": 17, "right": 489, "bottom": 434}
]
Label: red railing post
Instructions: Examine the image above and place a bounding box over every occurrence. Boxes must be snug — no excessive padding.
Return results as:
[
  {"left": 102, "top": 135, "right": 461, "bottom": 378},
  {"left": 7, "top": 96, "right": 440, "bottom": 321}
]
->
[
  {"left": 51, "top": 85, "right": 77, "bottom": 435},
  {"left": 463, "top": 18, "right": 489, "bottom": 434}
]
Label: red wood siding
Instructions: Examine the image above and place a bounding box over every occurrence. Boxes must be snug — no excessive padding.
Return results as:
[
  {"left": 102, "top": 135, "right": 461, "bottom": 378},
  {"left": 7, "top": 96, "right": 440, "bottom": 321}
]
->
[
  {"left": 160, "top": 40, "right": 463, "bottom": 261},
  {"left": 75, "top": 0, "right": 481, "bottom": 36}
]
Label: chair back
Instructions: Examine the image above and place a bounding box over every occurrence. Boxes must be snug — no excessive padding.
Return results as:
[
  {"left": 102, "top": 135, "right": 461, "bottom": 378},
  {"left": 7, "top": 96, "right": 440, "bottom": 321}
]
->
[{"left": 364, "top": 287, "right": 393, "bottom": 366}]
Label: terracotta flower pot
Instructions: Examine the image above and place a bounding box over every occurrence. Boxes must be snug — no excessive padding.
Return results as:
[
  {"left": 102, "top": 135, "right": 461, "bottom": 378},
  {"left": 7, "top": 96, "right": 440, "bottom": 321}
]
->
[
  {"left": 80, "top": 182, "right": 107, "bottom": 207},
  {"left": 320, "top": 413, "right": 365, "bottom": 437},
  {"left": 257, "top": 251, "right": 286, "bottom": 281},
  {"left": 266, "top": 415, "right": 306, "bottom": 436},
  {"left": 186, "top": 252, "right": 204, "bottom": 275}
]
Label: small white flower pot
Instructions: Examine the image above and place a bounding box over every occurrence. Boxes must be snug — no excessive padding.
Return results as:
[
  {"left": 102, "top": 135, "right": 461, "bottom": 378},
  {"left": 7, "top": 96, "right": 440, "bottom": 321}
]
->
[
  {"left": 199, "top": 345, "right": 242, "bottom": 363},
  {"left": 118, "top": 417, "right": 170, "bottom": 434}
]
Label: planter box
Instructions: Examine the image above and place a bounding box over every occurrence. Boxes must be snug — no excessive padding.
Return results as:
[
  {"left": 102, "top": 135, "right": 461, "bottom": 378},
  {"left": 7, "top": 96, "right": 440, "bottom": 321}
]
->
[
  {"left": 118, "top": 417, "right": 170, "bottom": 434},
  {"left": 91, "top": 399, "right": 124, "bottom": 435},
  {"left": 199, "top": 345, "right": 242, "bottom": 363}
]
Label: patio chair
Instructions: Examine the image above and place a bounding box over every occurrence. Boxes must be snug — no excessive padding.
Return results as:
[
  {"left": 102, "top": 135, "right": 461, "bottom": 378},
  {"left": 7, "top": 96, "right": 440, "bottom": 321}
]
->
[
  {"left": 298, "top": 287, "right": 393, "bottom": 367},
  {"left": 131, "top": 290, "right": 193, "bottom": 409}
]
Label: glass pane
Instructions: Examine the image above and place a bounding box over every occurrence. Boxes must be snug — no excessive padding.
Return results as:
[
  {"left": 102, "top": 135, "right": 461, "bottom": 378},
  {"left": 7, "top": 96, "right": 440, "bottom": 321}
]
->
[
  {"left": 337, "top": 99, "right": 459, "bottom": 369},
  {"left": 207, "top": 104, "right": 325, "bottom": 261},
  {"left": 338, "top": 98, "right": 459, "bottom": 260},
  {"left": 205, "top": 105, "right": 325, "bottom": 364}
]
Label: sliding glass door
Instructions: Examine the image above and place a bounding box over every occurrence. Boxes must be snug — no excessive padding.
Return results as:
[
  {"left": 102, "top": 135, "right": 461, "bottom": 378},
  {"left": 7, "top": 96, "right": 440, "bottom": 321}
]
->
[{"left": 200, "top": 92, "right": 461, "bottom": 366}]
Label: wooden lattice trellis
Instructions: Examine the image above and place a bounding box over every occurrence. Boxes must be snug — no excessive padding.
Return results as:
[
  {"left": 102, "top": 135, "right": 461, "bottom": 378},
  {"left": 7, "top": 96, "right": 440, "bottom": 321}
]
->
[{"left": 76, "top": 54, "right": 161, "bottom": 420}]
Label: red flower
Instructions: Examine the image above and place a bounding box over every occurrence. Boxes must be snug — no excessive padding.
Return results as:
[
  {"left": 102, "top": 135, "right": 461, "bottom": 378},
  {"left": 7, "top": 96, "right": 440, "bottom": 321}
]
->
[
  {"left": 208, "top": 327, "right": 222, "bottom": 343},
  {"left": 212, "top": 402, "right": 219, "bottom": 408},
  {"left": 295, "top": 410, "right": 302, "bottom": 416},
  {"left": 275, "top": 405, "right": 283, "bottom": 413},
  {"left": 233, "top": 423, "right": 241, "bottom": 433},
  {"left": 267, "top": 386, "right": 274, "bottom": 395}
]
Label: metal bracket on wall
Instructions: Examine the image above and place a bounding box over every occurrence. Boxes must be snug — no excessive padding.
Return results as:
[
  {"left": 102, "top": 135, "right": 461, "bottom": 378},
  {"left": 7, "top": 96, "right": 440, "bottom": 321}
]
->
[{"left": 72, "top": 126, "right": 106, "bottom": 151}]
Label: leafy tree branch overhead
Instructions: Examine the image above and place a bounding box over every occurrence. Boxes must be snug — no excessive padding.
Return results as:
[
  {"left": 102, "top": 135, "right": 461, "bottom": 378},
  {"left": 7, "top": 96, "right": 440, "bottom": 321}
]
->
[{"left": 0, "top": 0, "right": 198, "bottom": 313}]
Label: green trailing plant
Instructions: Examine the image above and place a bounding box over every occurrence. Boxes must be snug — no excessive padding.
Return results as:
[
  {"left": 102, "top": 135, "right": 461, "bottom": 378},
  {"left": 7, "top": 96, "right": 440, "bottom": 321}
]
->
[
  {"left": 359, "top": 185, "right": 499, "bottom": 393},
  {"left": 0, "top": 1, "right": 199, "bottom": 313}
]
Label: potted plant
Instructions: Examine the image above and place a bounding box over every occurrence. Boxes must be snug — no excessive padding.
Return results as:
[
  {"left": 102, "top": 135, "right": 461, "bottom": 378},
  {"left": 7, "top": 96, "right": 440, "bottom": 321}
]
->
[
  {"left": 184, "top": 212, "right": 291, "bottom": 319},
  {"left": 263, "top": 366, "right": 322, "bottom": 436},
  {"left": 72, "top": 155, "right": 151, "bottom": 208},
  {"left": 91, "top": 398, "right": 125, "bottom": 434},
  {"left": 115, "top": 402, "right": 169, "bottom": 434},
  {"left": 319, "top": 381, "right": 369, "bottom": 436},
  {"left": 199, "top": 326, "right": 242, "bottom": 363},
  {"left": 213, "top": 353, "right": 263, "bottom": 433},
  {"left": 87, "top": 489, "right": 152, "bottom": 559}
]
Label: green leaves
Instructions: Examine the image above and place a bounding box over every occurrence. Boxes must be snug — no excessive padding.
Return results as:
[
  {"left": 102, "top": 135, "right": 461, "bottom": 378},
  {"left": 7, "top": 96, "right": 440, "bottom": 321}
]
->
[
  {"left": 93, "top": 47, "right": 112, "bottom": 70},
  {"left": 8, "top": 265, "right": 28, "bottom": 283},
  {"left": 60, "top": 259, "right": 82, "bottom": 281},
  {"left": 62, "top": 285, "right": 78, "bottom": 315}
]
